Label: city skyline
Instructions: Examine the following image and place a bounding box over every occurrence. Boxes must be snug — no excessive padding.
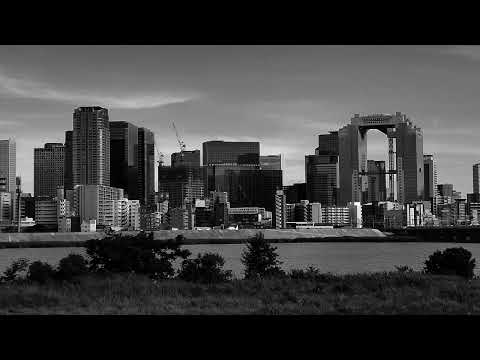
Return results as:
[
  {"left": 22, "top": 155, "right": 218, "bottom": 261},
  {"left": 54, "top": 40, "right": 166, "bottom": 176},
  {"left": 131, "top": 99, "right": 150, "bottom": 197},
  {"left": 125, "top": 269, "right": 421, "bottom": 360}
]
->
[{"left": 2, "top": 45, "right": 480, "bottom": 195}]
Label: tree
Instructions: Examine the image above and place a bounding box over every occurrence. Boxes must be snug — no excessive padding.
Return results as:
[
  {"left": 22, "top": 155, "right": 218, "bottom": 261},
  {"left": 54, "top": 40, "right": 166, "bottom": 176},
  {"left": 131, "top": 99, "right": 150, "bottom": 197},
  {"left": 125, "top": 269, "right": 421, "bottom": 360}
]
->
[
  {"left": 178, "top": 252, "right": 232, "bottom": 284},
  {"left": 56, "top": 254, "right": 89, "bottom": 281},
  {"left": 241, "top": 232, "right": 283, "bottom": 279},
  {"left": 2, "top": 258, "right": 30, "bottom": 282},
  {"left": 424, "top": 247, "right": 476, "bottom": 279},
  {"left": 85, "top": 231, "right": 191, "bottom": 279},
  {"left": 27, "top": 261, "right": 55, "bottom": 284}
]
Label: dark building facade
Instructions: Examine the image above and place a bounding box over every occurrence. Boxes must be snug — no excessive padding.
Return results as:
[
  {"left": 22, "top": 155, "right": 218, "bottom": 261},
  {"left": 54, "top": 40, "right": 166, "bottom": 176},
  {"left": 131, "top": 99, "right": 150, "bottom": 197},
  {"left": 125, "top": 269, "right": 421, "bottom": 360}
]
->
[
  {"left": 110, "top": 121, "right": 139, "bottom": 200},
  {"left": 284, "top": 183, "right": 307, "bottom": 203},
  {"left": 64, "top": 131, "right": 73, "bottom": 191},
  {"left": 72, "top": 106, "right": 110, "bottom": 186},
  {"left": 437, "top": 184, "right": 453, "bottom": 197},
  {"left": 260, "top": 155, "right": 281, "bottom": 170},
  {"left": 316, "top": 131, "right": 338, "bottom": 155},
  {"left": 34, "top": 143, "right": 65, "bottom": 198},
  {"left": 158, "top": 165, "right": 204, "bottom": 209},
  {"left": 202, "top": 141, "right": 260, "bottom": 166},
  {"left": 138, "top": 127, "right": 155, "bottom": 205},
  {"left": 171, "top": 150, "right": 200, "bottom": 168},
  {"left": 305, "top": 154, "right": 338, "bottom": 206},
  {"left": 366, "top": 160, "right": 387, "bottom": 202}
]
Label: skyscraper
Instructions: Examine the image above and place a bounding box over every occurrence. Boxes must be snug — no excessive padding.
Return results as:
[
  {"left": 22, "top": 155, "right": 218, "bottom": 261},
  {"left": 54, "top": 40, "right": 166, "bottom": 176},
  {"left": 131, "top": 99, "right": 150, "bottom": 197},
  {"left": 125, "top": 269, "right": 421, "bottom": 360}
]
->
[
  {"left": 34, "top": 143, "right": 65, "bottom": 198},
  {"left": 138, "top": 127, "right": 155, "bottom": 205},
  {"left": 338, "top": 113, "right": 423, "bottom": 205},
  {"left": 110, "top": 121, "right": 139, "bottom": 200},
  {"left": 305, "top": 154, "right": 339, "bottom": 206},
  {"left": 64, "top": 131, "right": 73, "bottom": 191},
  {"left": 473, "top": 163, "right": 480, "bottom": 194},
  {"left": 260, "top": 155, "right": 281, "bottom": 170},
  {"left": 72, "top": 106, "right": 110, "bottom": 187},
  {"left": 316, "top": 131, "right": 338, "bottom": 155},
  {"left": 366, "top": 160, "right": 387, "bottom": 202},
  {"left": 424, "top": 154, "right": 438, "bottom": 213},
  {"left": 171, "top": 150, "right": 200, "bottom": 168},
  {"left": 158, "top": 165, "right": 204, "bottom": 208},
  {"left": 202, "top": 141, "right": 260, "bottom": 166},
  {"left": 0, "top": 138, "right": 16, "bottom": 193}
]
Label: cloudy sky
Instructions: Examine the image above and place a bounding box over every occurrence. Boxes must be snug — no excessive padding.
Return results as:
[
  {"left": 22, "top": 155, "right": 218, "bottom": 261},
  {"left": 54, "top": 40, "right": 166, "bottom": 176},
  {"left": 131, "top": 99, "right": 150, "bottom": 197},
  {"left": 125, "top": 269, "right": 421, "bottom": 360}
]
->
[{"left": 0, "top": 45, "right": 479, "bottom": 195}]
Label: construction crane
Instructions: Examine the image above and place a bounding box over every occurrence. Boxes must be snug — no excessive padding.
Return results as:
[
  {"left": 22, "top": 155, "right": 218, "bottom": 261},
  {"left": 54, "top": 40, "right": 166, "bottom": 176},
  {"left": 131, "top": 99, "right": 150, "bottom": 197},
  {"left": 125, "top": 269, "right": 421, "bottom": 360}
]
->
[
  {"left": 153, "top": 137, "right": 164, "bottom": 167},
  {"left": 171, "top": 121, "right": 186, "bottom": 153}
]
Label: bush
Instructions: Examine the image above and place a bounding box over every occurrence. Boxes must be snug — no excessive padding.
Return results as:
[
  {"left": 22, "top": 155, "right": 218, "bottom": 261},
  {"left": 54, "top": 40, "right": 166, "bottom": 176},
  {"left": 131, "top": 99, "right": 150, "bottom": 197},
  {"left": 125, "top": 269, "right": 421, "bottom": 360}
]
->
[
  {"left": 56, "top": 254, "right": 89, "bottom": 281},
  {"left": 395, "top": 265, "right": 414, "bottom": 273},
  {"left": 85, "top": 231, "right": 191, "bottom": 279},
  {"left": 27, "top": 261, "right": 56, "bottom": 284},
  {"left": 178, "top": 252, "right": 232, "bottom": 284},
  {"left": 2, "top": 258, "right": 30, "bottom": 282},
  {"left": 241, "top": 232, "right": 283, "bottom": 279},
  {"left": 289, "top": 266, "right": 322, "bottom": 280},
  {"left": 424, "top": 247, "right": 476, "bottom": 279}
]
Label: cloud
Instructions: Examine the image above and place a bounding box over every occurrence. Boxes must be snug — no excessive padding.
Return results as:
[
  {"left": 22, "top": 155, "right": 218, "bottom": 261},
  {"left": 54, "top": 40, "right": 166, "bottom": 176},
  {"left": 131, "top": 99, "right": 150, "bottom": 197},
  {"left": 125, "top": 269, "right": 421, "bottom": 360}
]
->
[{"left": 0, "top": 69, "right": 197, "bottom": 109}]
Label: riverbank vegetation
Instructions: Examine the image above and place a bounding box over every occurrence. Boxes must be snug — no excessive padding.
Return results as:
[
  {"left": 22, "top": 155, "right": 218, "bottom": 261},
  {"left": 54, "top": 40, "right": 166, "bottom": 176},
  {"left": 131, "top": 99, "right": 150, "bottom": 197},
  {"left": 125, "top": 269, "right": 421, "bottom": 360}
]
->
[{"left": 0, "top": 232, "right": 478, "bottom": 315}]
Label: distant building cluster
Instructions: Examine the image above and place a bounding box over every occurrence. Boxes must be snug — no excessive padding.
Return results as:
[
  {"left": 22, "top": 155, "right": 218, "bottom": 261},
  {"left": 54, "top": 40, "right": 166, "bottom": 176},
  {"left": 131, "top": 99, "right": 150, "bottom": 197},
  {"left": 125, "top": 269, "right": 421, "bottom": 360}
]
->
[{"left": 1, "top": 109, "right": 480, "bottom": 233}]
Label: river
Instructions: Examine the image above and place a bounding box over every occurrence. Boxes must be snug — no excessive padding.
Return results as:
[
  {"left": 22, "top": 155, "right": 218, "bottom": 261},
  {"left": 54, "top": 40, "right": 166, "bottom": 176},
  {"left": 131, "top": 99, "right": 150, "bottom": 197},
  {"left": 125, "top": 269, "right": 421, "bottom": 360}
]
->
[{"left": 1, "top": 242, "right": 480, "bottom": 278}]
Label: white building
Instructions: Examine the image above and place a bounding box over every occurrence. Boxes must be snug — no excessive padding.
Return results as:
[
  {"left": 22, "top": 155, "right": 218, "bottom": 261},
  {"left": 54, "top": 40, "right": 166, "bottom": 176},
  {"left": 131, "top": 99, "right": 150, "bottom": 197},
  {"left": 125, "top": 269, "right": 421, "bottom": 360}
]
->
[
  {"left": 347, "top": 201, "right": 362, "bottom": 228},
  {"left": 128, "top": 200, "right": 140, "bottom": 230},
  {"left": 74, "top": 185, "right": 124, "bottom": 227},
  {"left": 322, "top": 206, "right": 350, "bottom": 226},
  {"left": 0, "top": 192, "right": 12, "bottom": 225},
  {"left": 308, "top": 202, "right": 322, "bottom": 223},
  {"left": 81, "top": 219, "right": 96, "bottom": 232}
]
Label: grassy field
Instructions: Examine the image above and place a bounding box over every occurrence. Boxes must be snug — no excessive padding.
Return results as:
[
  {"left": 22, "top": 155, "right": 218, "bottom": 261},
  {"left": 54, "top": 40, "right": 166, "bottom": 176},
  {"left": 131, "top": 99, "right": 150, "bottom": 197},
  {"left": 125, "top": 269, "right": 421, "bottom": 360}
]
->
[{"left": 1, "top": 272, "right": 480, "bottom": 314}]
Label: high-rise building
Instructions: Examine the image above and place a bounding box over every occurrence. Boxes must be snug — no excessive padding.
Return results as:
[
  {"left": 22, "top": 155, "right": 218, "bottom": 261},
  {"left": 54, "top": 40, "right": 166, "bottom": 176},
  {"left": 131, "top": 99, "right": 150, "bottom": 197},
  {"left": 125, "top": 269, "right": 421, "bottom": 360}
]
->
[
  {"left": 274, "top": 189, "right": 286, "bottom": 229},
  {"left": 34, "top": 143, "right": 65, "bottom": 198},
  {"left": 0, "top": 192, "right": 12, "bottom": 225},
  {"left": 73, "top": 184, "right": 124, "bottom": 227},
  {"left": 202, "top": 141, "right": 260, "bottom": 166},
  {"left": 260, "top": 155, "right": 281, "bottom": 170},
  {"left": 110, "top": 121, "right": 139, "bottom": 200},
  {"left": 283, "top": 183, "right": 307, "bottom": 203},
  {"left": 72, "top": 106, "right": 110, "bottom": 187},
  {"left": 316, "top": 131, "right": 338, "bottom": 155},
  {"left": 158, "top": 165, "right": 204, "bottom": 209},
  {"left": 366, "top": 160, "right": 387, "bottom": 202},
  {"left": 424, "top": 154, "right": 438, "bottom": 213},
  {"left": 138, "top": 127, "right": 155, "bottom": 205},
  {"left": 305, "top": 154, "right": 338, "bottom": 206},
  {"left": 0, "top": 138, "right": 16, "bottom": 192},
  {"left": 171, "top": 150, "right": 200, "bottom": 168},
  {"left": 64, "top": 131, "right": 73, "bottom": 191},
  {"left": 437, "top": 184, "right": 453, "bottom": 197},
  {"left": 474, "top": 163, "right": 480, "bottom": 194},
  {"left": 339, "top": 113, "right": 423, "bottom": 205}
]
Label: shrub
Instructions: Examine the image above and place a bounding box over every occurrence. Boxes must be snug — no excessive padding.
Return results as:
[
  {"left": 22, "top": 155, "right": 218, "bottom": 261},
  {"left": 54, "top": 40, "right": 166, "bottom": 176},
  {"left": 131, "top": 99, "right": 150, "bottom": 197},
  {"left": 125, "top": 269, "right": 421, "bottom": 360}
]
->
[
  {"left": 85, "top": 231, "right": 191, "bottom": 279},
  {"left": 289, "top": 266, "right": 322, "bottom": 280},
  {"left": 56, "top": 254, "right": 89, "bottom": 281},
  {"left": 178, "top": 252, "right": 232, "bottom": 284},
  {"left": 27, "top": 261, "right": 56, "bottom": 284},
  {"left": 241, "top": 232, "right": 283, "bottom": 279},
  {"left": 424, "top": 247, "right": 476, "bottom": 279},
  {"left": 2, "top": 258, "right": 30, "bottom": 282},
  {"left": 395, "top": 265, "right": 414, "bottom": 273}
]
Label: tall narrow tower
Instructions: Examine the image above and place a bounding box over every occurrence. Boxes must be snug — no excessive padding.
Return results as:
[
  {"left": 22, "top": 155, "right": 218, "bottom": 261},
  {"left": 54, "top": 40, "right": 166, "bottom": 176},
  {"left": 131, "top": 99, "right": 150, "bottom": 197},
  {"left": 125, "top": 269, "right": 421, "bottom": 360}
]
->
[
  {"left": 0, "top": 138, "right": 16, "bottom": 193},
  {"left": 72, "top": 106, "right": 110, "bottom": 187}
]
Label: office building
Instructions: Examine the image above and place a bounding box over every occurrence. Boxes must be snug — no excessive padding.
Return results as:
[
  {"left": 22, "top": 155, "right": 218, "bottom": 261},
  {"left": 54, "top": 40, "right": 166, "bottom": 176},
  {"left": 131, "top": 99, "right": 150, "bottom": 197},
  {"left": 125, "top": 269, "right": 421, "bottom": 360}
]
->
[
  {"left": 34, "top": 143, "right": 65, "bottom": 198},
  {"left": 202, "top": 141, "right": 260, "bottom": 166},
  {"left": 35, "top": 197, "right": 58, "bottom": 227},
  {"left": 305, "top": 154, "right": 338, "bottom": 206},
  {"left": 423, "top": 155, "right": 438, "bottom": 213},
  {"left": 64, "top": 130, "right": 73, "bottom": 191},
  {"left": 138, "top": 127, "right": 155, "bottom": 205},
  {"left": 158, "top": 165, "right": 204, "bottom": 209},
  {"left": 110, "top": 121, "right": 139, "bottom": 200},
  {"left": 405, "top": 202, "right": 424, "bottom": 227},
  {"left": 81, "top": 219, "right": 96, "bottom": 232},
  {"left": 73, "top": 184, "right": 124, "bottom": 227},
  {"left": 72, "top": 106, "right": 110, "bottom": 186},
  {"left": 0, "top": 192, "right": 12, "bottom": 225},
  {"left": 474, "top": 163, "right": 480, "bottom": 194},
  {"left": 316, "top": 131, "right": 338, "bottom": 155},
  {"left": 171, "top": 150, "right": 200, "bottom": 168},
  {"left": 284, "top": 183, "right": 307, "bottom": 203},
  {"left": 321, "top": 206, "right": 350, "bottom": 227},
  {"left": 438, "top": 184, "right": 453, "bottom": 197},
  {"left": 308, "top": 202, "right": 322, "bottom": 223},
  {"left": 274, "top": 189, "right": 286, "bottom": 229},
  {"left": 260, "top": 155, "right": 281, "bottom": 170},
  {"left": 228, "top": 207, "right": 264, "bottom": 227},
  {"left": 0, "top": 138, "right": 16, "bottom": 192},
  {"left": 339, "top": 113, "right": 423, "bottom": 205},
  {"left": 128, "top": 200, "right": 140, "bottom": 230},
  {"left": 366, "top": 160, "right": 387, "bottom": 202},
  {"left": 347, "top": 202, "right": 362, "bottom": 228}
]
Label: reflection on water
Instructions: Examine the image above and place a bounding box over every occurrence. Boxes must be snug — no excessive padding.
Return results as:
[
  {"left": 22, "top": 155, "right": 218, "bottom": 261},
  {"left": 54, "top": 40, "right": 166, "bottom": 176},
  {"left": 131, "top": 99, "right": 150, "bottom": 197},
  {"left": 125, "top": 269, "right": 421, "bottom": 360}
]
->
[{"left": 1, "top": 242, "right": 480, "bottom": 278}]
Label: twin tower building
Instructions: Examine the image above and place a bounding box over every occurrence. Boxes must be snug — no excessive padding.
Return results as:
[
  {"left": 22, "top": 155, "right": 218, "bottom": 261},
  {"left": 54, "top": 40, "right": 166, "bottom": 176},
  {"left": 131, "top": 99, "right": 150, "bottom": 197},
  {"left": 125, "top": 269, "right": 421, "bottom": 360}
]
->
[{"left": 309, "top": 112, "right": 424, "bottom": 206}]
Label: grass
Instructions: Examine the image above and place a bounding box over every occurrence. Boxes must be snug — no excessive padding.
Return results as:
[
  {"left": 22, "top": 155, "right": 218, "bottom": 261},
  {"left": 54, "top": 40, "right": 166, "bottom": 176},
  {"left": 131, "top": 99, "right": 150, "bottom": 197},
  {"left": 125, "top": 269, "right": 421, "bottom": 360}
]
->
[{"left": 1, "top": 271, "right": 480, "bottom": 314}]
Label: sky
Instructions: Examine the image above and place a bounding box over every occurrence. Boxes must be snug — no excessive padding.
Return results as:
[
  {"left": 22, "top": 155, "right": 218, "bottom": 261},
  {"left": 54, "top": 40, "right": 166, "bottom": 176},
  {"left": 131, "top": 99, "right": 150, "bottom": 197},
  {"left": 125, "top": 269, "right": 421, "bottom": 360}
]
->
[{"left": 0, "top": 45, "right": 479, "bottom": 196}]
